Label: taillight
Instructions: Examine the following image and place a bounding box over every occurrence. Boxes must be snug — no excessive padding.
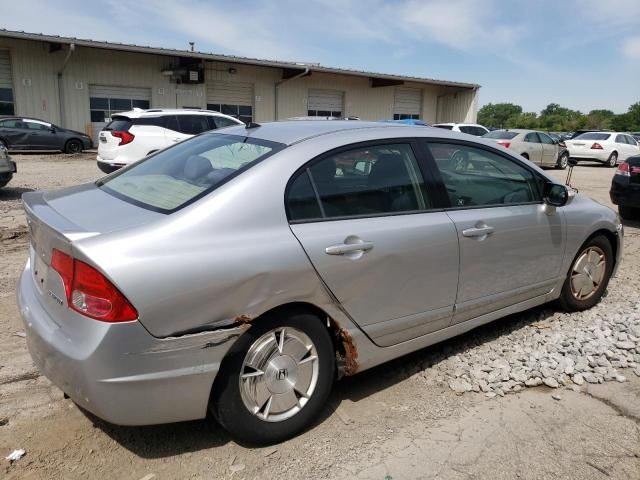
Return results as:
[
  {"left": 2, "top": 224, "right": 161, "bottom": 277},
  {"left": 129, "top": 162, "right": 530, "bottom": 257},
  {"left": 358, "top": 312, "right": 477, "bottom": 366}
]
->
[
  {"left": 496, "top": 141, "right": 511, "bottom": 148},
  {"left": 591, "top": 143, "right": 603, "bottom": 150},
  {"left": 615, "top": 162, "right": 631, "bottom": 177},
  {"left": 111, "top": 131, "right": 135, "bottom": 146},
  {"left": 50, "top": 249, "right": 138, "bottom": 322}
]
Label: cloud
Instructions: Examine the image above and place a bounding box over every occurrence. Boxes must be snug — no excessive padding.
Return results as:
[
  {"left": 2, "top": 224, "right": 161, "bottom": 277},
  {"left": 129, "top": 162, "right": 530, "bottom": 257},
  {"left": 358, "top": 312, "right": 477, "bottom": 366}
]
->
[{"left": 623, "top": 36, "right": 640, "bottom": 60}]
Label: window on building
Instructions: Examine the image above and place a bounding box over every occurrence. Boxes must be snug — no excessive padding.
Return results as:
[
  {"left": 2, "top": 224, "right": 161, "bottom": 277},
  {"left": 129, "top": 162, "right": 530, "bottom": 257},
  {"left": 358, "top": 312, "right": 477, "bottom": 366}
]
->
[
  {"left": 207, "top": 104, "right": 253, "bottom": 124},
  {"left": 307, "top": 110, "right": 342, "bottom": 118},
  {"left": 90, "top": 97, "right": 150, "bottom": 122},
  {"left": 393, "top": 113, "right": 420, "bottom": 120},
  {"left": 0, "top": 88, "right": 14, "bottom": 115}
]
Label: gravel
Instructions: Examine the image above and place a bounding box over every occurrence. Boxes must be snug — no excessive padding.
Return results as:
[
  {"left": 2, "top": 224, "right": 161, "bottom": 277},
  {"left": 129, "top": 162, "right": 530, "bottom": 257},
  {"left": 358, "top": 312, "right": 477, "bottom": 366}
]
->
[{"left": 416, "top": 302, "right": 640, "bottom": 396}]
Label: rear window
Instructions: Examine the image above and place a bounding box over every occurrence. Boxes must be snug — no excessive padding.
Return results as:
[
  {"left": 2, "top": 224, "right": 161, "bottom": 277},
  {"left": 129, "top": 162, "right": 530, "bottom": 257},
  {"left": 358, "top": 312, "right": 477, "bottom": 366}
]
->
[
  {"left": 105, "top": 117, "right": 132, "bottom": 132},
  {"left": 574, "top": 133, "right": 611, "bottom": 141},
  {"left": 483, "top": 130, "right": 518, "bottom": 140},
  {"left": 433, "top": 125, "right": 454, "bottom": 130},
  {"left": 99, "top": 134, "right": 284, "bottom": 213}
]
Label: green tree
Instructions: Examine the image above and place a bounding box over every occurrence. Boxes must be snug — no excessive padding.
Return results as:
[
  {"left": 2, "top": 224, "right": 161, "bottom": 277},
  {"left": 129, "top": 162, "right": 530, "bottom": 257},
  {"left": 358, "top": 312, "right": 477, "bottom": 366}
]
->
[
  {"left": 477, "top": 103, "right": 522, "bottom": 128},
  {"left": 586, "top": 109, "right": 615, "bottom": 130}
]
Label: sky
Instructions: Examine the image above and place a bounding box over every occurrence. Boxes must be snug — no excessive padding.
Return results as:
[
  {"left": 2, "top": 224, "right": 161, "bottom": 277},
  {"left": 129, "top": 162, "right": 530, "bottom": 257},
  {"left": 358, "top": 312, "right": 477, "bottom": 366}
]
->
[{"left": 3, "top": 0, "right": 640, "bottom": 114}]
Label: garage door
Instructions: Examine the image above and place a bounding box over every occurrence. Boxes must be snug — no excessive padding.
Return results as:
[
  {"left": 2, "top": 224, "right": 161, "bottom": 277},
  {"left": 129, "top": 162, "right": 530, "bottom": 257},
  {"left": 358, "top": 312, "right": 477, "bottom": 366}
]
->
[
  {"left": 393, "top": 87, "right": 421, "bottom": 120},
  {"left": 206, "top": 80, "right": 254, "bottom": 123},
  {"left": 89, "top": 85, "right": 151, "bottom": 142},
  {"left": 308, "top": 89, "right": 343, "bottom": 117},
  {"left": 0, "top": 50, "right": 14, "bottom": 115}
]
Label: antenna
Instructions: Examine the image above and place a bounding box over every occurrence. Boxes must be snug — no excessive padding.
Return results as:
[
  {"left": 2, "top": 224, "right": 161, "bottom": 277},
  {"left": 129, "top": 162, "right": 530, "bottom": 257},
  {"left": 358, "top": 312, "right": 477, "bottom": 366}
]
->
[{"left": 189, "top": 41, "right": 195, "bottom": 52}]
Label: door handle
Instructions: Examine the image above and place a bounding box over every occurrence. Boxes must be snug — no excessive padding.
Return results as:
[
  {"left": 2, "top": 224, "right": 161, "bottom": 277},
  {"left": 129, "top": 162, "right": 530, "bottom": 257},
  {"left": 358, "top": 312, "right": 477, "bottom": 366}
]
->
[
  {"left": 325, "top": 241, "right": 374, "bottom": 255},
  {"left": 462, "top": 226, "right": 495, "bottom": 237}
]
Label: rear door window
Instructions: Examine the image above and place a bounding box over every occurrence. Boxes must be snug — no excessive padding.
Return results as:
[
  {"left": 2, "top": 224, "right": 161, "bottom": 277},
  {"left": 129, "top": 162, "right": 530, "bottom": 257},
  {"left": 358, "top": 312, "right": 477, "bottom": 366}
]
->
[
  {"left": 538, "top": 133, "right": 554, "bottom": 144},
  {"left": 524, "top": 133, "right": 540, "bottom": 143},
  {"left": 177, "top": 115, "right": 212, "bottom": 135},
  {"left": 99, "top": 134, "right": 284, "bottom": 212},
  {"left": 287, "top": 143, "right": 429, "bottom": 221}
]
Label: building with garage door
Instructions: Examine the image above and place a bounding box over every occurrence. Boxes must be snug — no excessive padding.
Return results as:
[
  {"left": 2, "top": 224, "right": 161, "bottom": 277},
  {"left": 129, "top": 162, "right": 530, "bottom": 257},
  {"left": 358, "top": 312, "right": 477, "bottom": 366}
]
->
[{"left": 0, "top": 29, "right": 480, "bottom": 142}]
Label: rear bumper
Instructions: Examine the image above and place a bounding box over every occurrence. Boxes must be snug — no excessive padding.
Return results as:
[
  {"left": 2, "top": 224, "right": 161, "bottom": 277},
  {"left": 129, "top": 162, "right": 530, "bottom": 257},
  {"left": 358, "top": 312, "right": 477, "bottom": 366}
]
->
[
  {"left": 610, "top": 177, "right": 640, "bottom": 207},
  {"left": 17, "top": 260, "right": 243, "bottom": 426},
  {"left": 569, "top": 150, "right": 610, "bottom": 162},
  {"left": 96, "top": 157, "right": 122, "bottom": 174}
]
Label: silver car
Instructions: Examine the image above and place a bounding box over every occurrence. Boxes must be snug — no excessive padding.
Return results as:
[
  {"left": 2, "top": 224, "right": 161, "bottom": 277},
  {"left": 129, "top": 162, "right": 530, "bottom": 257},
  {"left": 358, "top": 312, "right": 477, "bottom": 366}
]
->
[{"left": 17, "top": 121, "right": 623, "bottom": 444}]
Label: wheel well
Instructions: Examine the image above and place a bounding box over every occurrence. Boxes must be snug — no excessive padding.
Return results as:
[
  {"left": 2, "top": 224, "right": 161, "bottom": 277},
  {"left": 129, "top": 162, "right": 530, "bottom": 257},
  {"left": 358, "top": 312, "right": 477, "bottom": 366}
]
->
[
  {"left": 584, "top": 229, "right": 618, "bottom": 268},
  {"left": 611, "top": 151, "right": 618, "bottom": 157},
  {"left": 521, "top": 152, "right": 529, "bottom": 159}
]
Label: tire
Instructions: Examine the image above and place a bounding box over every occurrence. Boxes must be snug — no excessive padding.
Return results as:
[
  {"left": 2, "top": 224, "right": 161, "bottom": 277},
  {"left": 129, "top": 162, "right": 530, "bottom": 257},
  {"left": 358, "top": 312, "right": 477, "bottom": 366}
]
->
[
  {"left": 557, "top": 235, "right": 613, "bottom": 312},
  {"left": 0, "top": 139, "right": 7, "bottom": 149},
  {"left": 211, "top": 310, "right": 335, "bottom": 445},
  {"left": 605, "top": 152, "right": 618, "bottom": 168},
  {"left": 65, "top": 139, "right": 83, "bottom": 154},
  {"left": 556, "top": 152, "right": 569, "bottom": 170},
  {"left": 619, "top": 206, "right": 640, "bottom": 220},
  {"left": 521, "top": 153, "right": 529, "bottom": 160}
]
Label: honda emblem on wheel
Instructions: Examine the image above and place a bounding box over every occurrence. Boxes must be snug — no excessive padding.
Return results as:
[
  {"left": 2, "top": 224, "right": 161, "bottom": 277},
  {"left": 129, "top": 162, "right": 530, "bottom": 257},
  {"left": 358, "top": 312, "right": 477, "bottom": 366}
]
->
[{"left": 276, "top": 369, "right": 288, "bottom": 380}]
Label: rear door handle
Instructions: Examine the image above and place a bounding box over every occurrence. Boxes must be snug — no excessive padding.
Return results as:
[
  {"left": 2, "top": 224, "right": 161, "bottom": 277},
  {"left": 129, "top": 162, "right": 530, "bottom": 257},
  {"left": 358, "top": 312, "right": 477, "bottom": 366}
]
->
[
  {"left": 462, "top": 226, "right": 495, "bottom": 237},
  {"left": 325, "top": 241, "right": 374, "bottom": 255}
]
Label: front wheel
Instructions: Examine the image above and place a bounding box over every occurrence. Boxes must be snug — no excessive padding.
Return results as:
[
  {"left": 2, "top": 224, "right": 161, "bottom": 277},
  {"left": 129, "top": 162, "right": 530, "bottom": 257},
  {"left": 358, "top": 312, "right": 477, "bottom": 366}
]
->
[
  {"left": 556, "top": 152, "right": 569, "bottom": 169},
  {"left": 557, "top": 235, "right": 613, "bottom": 312},
  {"left": 211, "top": 310, "right": 335, "bottom": 445},
  {"left": 606, "top": 152, "right": 618, "bottom": 168}
]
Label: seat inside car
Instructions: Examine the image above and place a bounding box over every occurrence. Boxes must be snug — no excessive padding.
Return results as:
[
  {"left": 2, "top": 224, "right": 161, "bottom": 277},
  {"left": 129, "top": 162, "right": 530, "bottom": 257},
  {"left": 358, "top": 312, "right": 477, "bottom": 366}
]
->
[{"left": 184, "top": 155, "right": 213, "bottom": 183}]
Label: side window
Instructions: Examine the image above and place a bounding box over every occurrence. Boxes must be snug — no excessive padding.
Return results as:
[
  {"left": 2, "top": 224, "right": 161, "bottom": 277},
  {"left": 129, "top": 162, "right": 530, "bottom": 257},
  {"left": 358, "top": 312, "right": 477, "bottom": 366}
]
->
[
  {"left": 287, "top": 170, "right": 323, "bottom": 221},
  {"left": 538, "top": 133, "right": 554, "bottom": 145},
  {"left": 178, "top": 115, "right": 211, "bottom": 135},
  {"left": 615, "top": 134, "right": 626, "bottom": 144},
  {"left": 213, "top": 116, "right": 238, "bottom": 129},
  {"left": 459, "top": 126, "right": 474, "bottom": 135},
  {"left": 427, "top": 143, "right": 541, "bottom": 208},
  {"left": 625, "top": 135, "right": 637, "bottom": 146},
  {"left": 524, "top": 133, "right": 539, "bottom": 143},
  {"left": 287, "top": 144, "right": 429, "bottom": 221},
  {"left": 165, "top": 115, "right": 180, "bottom": 133}
]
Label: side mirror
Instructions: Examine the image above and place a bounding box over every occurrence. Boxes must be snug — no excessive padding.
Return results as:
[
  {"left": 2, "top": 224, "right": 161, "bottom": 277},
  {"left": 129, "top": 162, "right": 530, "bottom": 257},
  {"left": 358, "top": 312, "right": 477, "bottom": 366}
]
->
[
  {"left": 544, "top": 183, "right": 571, "bottom": 207},
  {"left": 50, "top": 127, "right": 56, "bottom": 133}
]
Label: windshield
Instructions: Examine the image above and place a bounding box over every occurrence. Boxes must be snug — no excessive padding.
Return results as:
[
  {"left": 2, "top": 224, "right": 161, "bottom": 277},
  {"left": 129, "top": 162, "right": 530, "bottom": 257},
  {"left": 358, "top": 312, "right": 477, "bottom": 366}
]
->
[
  {"left": 483, "top": 130, "right": 518, "bottom": 140},
  {"left": 99, "top": 133, "right": 284, "bottom": 213},
  {"left": 573, "top": 133, "right": 611, "bottom": 141}
]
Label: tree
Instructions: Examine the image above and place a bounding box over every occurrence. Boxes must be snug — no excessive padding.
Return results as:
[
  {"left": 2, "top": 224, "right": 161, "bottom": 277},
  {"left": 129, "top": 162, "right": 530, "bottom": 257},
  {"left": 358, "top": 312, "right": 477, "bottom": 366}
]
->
[
  {"left": 586, "top": 109, "right": 615, "bottom": 130},
  {"left": 477, "top": 103, "right": 522, "bottom": 128}
]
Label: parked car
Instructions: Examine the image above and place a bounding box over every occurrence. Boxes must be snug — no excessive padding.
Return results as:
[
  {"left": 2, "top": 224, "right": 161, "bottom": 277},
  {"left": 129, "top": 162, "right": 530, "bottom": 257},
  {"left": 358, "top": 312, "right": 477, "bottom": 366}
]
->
[
  {"left": 630, "top": 132, "right": 640, "bottom": 142},
  {"left": 565, "top": 132, "right": 640, "bottom": 167},
  {"left": 96, "top": 109, "right": 243, "bottom": 173},
  {"left": 0, "top": 144, "right": 16, "bottom": 188},
  {"left": 483, "top": 129, "right": 568, "bottom": 168},
  {"left": 383, "top": 119, "right": 429, "bottom": 126},
  {"left": 0, "top": 117, "right": 92, "bottom": 153},
  {"left": 432, "top": 123, "right": 489, "bottom": 136},
  {"left": 18, "top": 121, "right": 622, "bottom": 444},
  {"left": 610, "top": 154, "right": 640, "bottom": 219}
]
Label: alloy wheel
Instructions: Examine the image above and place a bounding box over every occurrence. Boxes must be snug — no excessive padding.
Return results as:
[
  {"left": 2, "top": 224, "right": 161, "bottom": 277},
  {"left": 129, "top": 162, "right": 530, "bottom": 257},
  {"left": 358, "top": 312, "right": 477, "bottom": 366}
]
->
[
  {"left": 239, "top": 327, "right": 319, "bottom": 423},
  {"left": 570, "top": 246, "right": 606, "bottom": 300}
]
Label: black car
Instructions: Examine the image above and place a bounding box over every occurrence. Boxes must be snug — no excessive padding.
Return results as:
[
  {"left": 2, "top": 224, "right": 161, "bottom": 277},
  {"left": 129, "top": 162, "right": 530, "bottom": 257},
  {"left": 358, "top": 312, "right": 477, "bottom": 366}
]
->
[
  {"left": 0, "top": 144, "right": 16, "bottom": 188},
  {"left": 0, "top": 117, "right": 92, "bottom": 153},
  {"left": 610, "top": 155, "right": 640, "bottom": 220}
]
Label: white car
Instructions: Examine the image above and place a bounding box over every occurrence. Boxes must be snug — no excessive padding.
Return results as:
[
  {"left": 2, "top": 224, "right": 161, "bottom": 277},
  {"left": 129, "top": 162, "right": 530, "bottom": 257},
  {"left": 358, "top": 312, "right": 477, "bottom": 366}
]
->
[
  {"left": 432, "top": 123, "right": 490, "bottom": 137},
  {"left": 565, "top": 132, "right": 640, "bottom": 168},
  {"left": 97, "top": 109, "right": 243, "bottom": 173}
]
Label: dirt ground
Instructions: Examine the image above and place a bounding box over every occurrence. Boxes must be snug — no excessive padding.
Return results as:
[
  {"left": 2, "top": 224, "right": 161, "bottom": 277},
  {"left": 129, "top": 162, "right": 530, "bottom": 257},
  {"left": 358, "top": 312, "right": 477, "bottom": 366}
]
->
[{"left": 1, "top": 154, "right": 639, "bottom": 480}]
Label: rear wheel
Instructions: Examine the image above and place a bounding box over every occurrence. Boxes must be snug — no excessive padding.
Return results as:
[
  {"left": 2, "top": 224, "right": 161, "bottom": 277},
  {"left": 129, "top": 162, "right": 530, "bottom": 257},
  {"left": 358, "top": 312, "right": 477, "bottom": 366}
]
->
[
  {"left": 556, "top": 152, "right": 569, "bottom": 169},
  {"left": 0, "top": 139, "right": 7, "bottom": 149},
  {"left": 211, "top": 310, "right": 335, "bottom": 445},
  {"left": 557, "top": 235, "right": 613, "bottom": 312},
  {"left": 65, "top": 139, "right": 83, "bottom": 154},
  {"left": 606, "top": 152, "right": 618, "bottom": 168},
  {"left": 619, "top": 206, "right": 640, "bottom": 220}
]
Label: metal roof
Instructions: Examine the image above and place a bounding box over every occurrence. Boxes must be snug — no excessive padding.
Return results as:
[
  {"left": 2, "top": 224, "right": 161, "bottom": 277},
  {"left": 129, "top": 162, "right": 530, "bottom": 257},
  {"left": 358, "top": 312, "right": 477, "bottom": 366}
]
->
[{"left": 0, "top": 29, "right": 479, "bottom": 89}]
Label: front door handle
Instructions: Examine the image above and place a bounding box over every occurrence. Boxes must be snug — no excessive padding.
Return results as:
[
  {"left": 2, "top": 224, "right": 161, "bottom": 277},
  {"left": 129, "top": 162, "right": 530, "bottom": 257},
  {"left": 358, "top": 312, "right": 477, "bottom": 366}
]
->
[
  {"left": 462, "top": 225, "right": 495, "bottom": 237},
  {"left": 325, "top": 241, "right": 374, "bottom": 255}
]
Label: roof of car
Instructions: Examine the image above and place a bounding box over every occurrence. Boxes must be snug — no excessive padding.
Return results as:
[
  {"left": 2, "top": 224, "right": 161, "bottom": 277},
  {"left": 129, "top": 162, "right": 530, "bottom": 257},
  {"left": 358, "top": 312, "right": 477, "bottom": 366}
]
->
[{"left": 211, "top": 120, "right": 435, "bottom": 145}]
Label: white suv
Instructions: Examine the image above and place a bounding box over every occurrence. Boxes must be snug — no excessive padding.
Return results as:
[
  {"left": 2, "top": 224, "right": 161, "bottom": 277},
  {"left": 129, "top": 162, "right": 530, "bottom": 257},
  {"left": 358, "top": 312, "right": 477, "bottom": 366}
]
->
[
  {"left": 432, "top": 123, "right": 489, "bottom": 137},
  {"left": 97, "top": 109, "right": 243, "bottom": 173}
]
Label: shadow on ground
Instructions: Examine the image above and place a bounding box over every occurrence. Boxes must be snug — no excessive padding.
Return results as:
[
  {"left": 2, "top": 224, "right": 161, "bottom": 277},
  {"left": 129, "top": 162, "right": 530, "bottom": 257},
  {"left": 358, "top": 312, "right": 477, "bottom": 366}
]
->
[
  {"left": 91, "top": 304, "right": 555, "bottom": 458},
  {"left": 0, "top": 186, "right": 33, "bottom": 201}
]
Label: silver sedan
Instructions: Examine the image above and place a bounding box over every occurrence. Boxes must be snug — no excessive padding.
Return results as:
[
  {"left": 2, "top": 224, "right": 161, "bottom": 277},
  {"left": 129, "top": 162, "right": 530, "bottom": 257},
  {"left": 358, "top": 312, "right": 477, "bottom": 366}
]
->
[{"left": 17, "top": 121, "right": 623, "bottom": 444}]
